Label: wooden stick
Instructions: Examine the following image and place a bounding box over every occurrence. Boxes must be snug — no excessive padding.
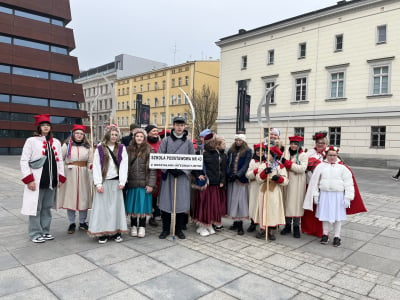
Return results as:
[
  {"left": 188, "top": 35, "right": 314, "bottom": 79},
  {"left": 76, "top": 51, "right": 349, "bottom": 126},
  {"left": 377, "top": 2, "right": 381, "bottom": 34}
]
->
[
  {"left": 266, "top": 125, "right": 271, "bottom": 241},
  {"left": 172, "top": 176, "right": 177, "bottom": 239}
]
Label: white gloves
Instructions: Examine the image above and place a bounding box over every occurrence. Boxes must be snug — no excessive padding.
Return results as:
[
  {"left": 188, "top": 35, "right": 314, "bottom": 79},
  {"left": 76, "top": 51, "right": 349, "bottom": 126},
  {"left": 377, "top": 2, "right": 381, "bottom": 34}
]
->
[
  {"left": 313, "top": 196, "right": 319, "bottom": 205},
  {"left": 344, "top": 198, "right": 351, "bottom": 208}
]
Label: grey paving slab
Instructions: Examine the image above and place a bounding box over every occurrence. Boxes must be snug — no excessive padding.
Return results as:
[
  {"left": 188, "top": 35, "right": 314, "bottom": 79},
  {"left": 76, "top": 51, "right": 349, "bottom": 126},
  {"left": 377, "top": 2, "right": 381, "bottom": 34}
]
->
[
  {"left": 215, "top": 238, "right": 249, "bottom": 251},
  {"left": 373, "top": 209, "right": 399, "bottom": 218},
  {"left": 0, "top": 266, "right": 40, "bottom": 297},
  {"left": 135, "top": 270, "right": 212, "bottom": 300},
  {"left": 148, "top": 244, "right": 207, "bottom": 269},
  {"left": 79, "top": 243, "right": 140, "bottom": 266},
  {"left": 359, "top": 242, "right": 400, "bottom": 262},
  {"left": 371, "top": 235, "right": 400, "bottom": 249},
  {"left": 328, "top": 273, "right": 375, "bottom": 295},
  {"left": 26, "top": 254, "right": 97, "bottom": 283},
  {"left": 1, "top": 286, "right": 58, "bottom": 300},
  {"left": 342, "top": 222, "right": 383, "bottom": 234},
  {"left": 12, "top": 240, "right": 74, "bottom": 265},
  {"left": 103, "top": 255, "right": 172, "bottom": 285},
  {"left": 369, "top": 285, "right": 400, "bottom": 299},
  {"left": 123, "top": 234, "right": 175, "bottom": 253},
  {"left": 264, "top": 253, "right": 304, "bottom": 269},
  {"left": 47, "top": 268, "right": 127, "bottom": 299},
  {"left": 180, "top": 257, "right": 247, "bottom": 288},
  {"left": 275, "top": 234, "right": 317, "bottom": 249},
  {"left": 298, "top": 241, "right": 354, "bottom": 261},
  {"left": 291, "top": 293, "right": 320, "bottom": 300},
  {"left": 0, "top": 251, "right": 20, "bottom": 271},
  {"left": 100, "top": 288, "right": 150, "bottom": 300},
  {"left": 221, "top": 273, "right": 297, "bottom": 300},
  {"left": 344, "top": 252, "right": 400, "bottom": 276},
  {"left": 239, "top": 245, "right": 274, "bottom": 260},
  {"left": 198, "top": 290, "right": 238, "bottom": 300},
  {"left": 340, "top": 228, "right": 376, "bottom": 242},
  {"left": 293, "top": 263, "right": 336, "bottom": 282},
  {"left": 380, "top": 228, "right": 400, "bottom": 239}
]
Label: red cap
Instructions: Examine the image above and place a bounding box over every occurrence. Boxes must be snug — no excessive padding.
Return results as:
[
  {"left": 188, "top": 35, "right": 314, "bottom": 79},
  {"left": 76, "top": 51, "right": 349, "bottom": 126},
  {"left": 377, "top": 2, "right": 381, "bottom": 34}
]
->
[
  {"left": 270, "top": 146, "right": 283, "bottom": 157},
  {"left": 34, "top": 114, "right": 51, "bottom": 126},
  {"left": 312, "top": 131, "right": 327, "bottom": 140},
  {"left": 289, "top": 136, "right": 304, "bottom": 142},
  {"left": 72, "top": 124, "right": 86, "bottom": 132},
  {"left": 253, "top": 143, "right": 266, "bottom": 150}
]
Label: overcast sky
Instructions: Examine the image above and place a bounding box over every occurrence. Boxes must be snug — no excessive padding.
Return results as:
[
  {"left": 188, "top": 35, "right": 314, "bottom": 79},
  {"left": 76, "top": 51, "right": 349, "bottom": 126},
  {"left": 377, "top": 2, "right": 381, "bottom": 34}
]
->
[{"left": 69, "top": 0, "right": 338, "bottom": 71}]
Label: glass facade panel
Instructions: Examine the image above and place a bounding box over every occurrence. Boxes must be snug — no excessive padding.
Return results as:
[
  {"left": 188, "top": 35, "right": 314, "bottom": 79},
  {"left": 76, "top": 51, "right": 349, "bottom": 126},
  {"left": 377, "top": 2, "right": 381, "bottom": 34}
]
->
[
  {"left": 12, "top": 95, "right": 48, "bottom": 106},
  {"left": 50, "top": 100, "right": 78, "bottom": 109},
  {"left": 0, "top": 64, "right": 11, "bottom": 73},
  {"left": 0, "top": 94, "right": 9, "bottom": 102},
  {"left": 51, "top": 19, "right": 64, "bottom": 26},
  {"left": 13, "top": 66, "right": 48, "bottom": 79},
  {"left": 50, "top": 45, "right": 68, "bottom": 55},
  {"left": 15, "top": 10, "right": 50, "bottom": 23},
  {"left": 0, "top": 5, "right": 12, "bottom": 14},
  {"left": 50, "top": 72, "right": 72, "bottom": 83},
  {"left": 14, "top": 38, "right": 49, "bottom": 51},
  {"left": 0, "top": 35, "right": 12, "bottom": 44}
]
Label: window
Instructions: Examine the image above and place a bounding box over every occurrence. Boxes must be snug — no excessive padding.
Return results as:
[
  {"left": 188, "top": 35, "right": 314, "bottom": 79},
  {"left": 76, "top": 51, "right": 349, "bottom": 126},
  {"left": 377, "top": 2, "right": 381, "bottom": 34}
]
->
[
  {"left": 177, "top": 94, "right": 182, "bottom": 105},
  {"left": 265, "top": 80, "right": 276, "bottom": 104},
  {"left": 171, "top": 95, "right": 176, "bottom": 105},
  {"left": 293, "top": 75, "right": 307, "bottom": 102},
  {"left": 335, "top": 34, "right": 343, "bottom": 51},
  {"left": 51, "top": 19, "right": 64, "bottom": 26},
  {"left": 147, "top": 83, "right": 150, "bottom": 91},
  {"left": 99, "top": 100, "right": 102, "bottom": 110},
  {"left": 133, "top": 86, "right": 137, "bottom": 93},
  {"left": 162, "top": 80, "right": 166, "bottom": 89},
  {"left": 329, "top": 127, "right": 341, "bottom": 146},
  {"left": 117, "top": 103, "right": 120, "bottom": 110},
  {"left": 372, "top": 66, "right": 389, "bottom": 95},
  {"left": 126, "top": 117, "right": 128, "bottom": 126},
  {"left": 15, "top": 10, "right": 50, "bottom": 23},
  {"left": 126, "top": 87, "right": 129, "bottom": 94},
  {"left": 329, "top": 71, "right": 345, "bottom": 98},
  {"left": 122, "top": 88, "right": 125, "bottom": 95},
  {"left": 50, "top": 72, "right": 73, "bottom": 83},
  {"left": 267, "top": 50, "right": 274, "bottom": 65},
  {"left": 14, "top": 38, "right": 49, "bottom": 51},
  {"left": 0, "top": 5, "right": 12, "bottom": 14},
  {"left": 178, "top": 77, "right": 182, "bottom": 86},
  {"left": 184, "top": 112, "right": 188, "bottom": 121},
  {"left": 377, "top": 25, "right": 387, "bottom": 44},
  {"left": 50, "top": 100, "right": 78, "bottom": 109},
  {"left": 299, "top": 43, "right": 306, "bottom": 58},
  {"left": 122, "top": 102, "right": 125, "bottom": 110},
  {"left": 153, "top": 113, "right": 158, "bottom": 125},
  {"left": 162, "top": 96, "right": 166, "bottom": 106},
  {"left": 171, "top": 79, "right": 175, "bottom": 87},
  {"left": 185, "top": 76, "right": 189, "bottom": 85},
  {"left": 140, "top": 84, "right": 143, "bottom": 92},
  {"left": 161, "top": 113, "right": 166, "bottom": 125},
  {"left": 0, "top": 35, "right": 12, "bottom": 44},
  {"left": 154, "top": 82, "right": 158, "bottom": 90},
  {"left": 146, "top": 99, "right": 150, "bottom": 105},
  {"left": 13, "top": 66, "right": 48, "bottom": 79},
  {"left": 99, "top": 115, "right": 102, "bottom": 121},
  {"left": 0, "top": 64, "right": 10, "bottom": 73},
  {"left": 0, "top": 94, "right": 9, "bottom": 103},
  {"left": 371, "top": 126, "right": 385, "bottom": 148},
  {"left": 170, "top": 114, "right": 174, "bottom": 124},
  {"left": 154, "top": 98, "right": 158, "bottom": 107},
  {"left": 241, "top": 56, "right": 247, "bottom": 69},
  {"left": 117, "top": 117, "right": 120, "bottom": 126},
  {"left": 50, "top": 45, "right": 68, "bottom": 55}
]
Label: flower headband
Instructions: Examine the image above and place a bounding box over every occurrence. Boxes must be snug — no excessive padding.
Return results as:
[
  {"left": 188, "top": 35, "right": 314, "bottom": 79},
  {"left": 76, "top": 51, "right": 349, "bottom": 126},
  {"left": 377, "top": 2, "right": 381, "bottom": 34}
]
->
[{"left": 326, "top": 145, "right": 339, "bottom": 153}]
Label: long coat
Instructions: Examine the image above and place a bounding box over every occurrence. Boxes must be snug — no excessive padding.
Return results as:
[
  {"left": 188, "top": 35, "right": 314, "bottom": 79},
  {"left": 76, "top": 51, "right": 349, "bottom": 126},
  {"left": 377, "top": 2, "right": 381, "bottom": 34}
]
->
[
  {"left": 245, "top": 158, "right": 264, "bottom": 222},
  {"left": 255, "top": 162, "right": 288, "bottom": 228},
  {"left": 158, "top": 131, "right": 195, "bottom": 213},
  {"left": 57, "top": 143, "right": 93, "bottom": 211},
  {"left": 282, "top": 150, "right": 307, "bottom": 217},
  {"left": 20, "top": 136, "right": 65, "bottom": 216}
]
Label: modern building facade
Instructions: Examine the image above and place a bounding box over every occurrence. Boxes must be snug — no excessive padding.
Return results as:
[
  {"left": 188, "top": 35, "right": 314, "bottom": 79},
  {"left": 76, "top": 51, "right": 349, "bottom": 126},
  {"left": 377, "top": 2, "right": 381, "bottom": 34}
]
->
[
  {"left": 0, "top": 0, "right": 86, "bottom": 154},
  {"left": 75, "top": 54, "right": 167, "bottom": 143},
  {"left": 115, "top": 60, "right": 220, "bottom": 137},
  {"left": 216, "top": 0, "right": 400, "bottom": 167}
]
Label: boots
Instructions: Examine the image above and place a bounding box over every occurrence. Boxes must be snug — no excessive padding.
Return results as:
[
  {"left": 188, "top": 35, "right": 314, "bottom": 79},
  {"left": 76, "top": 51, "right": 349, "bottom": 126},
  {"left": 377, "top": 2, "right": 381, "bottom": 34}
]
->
[
  {"left": 247, "top": 219, "right": 257, "bottom": 232},
  {"left": 280, "top": 223, "right": 291, "bottom": 235},
  {"left": 229, "top": 221, "right": 239, "bottom": 230},
  {"left": 268, "top": 227, "right": 276, "bottom": 241},
  {"left": 293, "top": 226, "right": 301, "bottom": 238},
  {"left": 237, "top": 221, "right": 244, "bottom": 235},
  {"left": 256, "top": 229, "right": 266, "bottom": 239}
]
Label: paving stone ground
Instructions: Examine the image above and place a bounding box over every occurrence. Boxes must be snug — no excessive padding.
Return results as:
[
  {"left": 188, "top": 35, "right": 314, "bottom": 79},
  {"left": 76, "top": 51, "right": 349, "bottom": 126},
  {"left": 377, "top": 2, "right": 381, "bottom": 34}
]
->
[{"left": 1, "top": 156, "right": 400, "bottom": 299}]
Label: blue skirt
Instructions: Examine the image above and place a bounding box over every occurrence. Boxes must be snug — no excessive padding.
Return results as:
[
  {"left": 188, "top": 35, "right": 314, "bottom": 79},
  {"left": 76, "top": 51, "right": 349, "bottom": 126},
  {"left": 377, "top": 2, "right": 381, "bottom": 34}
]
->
[{"left": 125, "top": 187, "right": 152, "bottom": 215}]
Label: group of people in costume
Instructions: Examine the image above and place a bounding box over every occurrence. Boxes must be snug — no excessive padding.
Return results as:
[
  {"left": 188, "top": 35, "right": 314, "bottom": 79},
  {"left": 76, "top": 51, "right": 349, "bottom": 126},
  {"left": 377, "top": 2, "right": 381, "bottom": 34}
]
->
[{"left": 20, "top": 114, "right": 366, "bottom": 247}]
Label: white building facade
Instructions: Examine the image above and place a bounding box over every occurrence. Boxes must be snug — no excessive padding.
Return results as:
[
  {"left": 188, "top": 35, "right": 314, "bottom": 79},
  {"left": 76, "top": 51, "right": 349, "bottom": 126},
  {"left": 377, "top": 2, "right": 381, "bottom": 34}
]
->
[{"left": 216, "top": 0, "right": 400, "bottom": 168}]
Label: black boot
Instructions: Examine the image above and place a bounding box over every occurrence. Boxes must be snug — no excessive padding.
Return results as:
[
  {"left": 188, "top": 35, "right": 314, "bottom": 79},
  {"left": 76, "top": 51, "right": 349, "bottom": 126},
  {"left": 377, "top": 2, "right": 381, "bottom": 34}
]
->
[
  {"left": 268, "top": 227, "right": 276, "bottom": 241},
  {"left": 229, "top": 221, "right": 238, "bottom": 230},
  {"left": 237, "top": 221, "right": 244, "bottom": 235},
  {"left": 280, "top": 223, "right": 291, "bottom": 235},
  {"left": 247, "top": 219, "right": 257, "bottom": 232},
  {"left": 256, "top": 229, "right": 266, "bottom": 239},
  {"left": 293, "top": 226, "right": 301, "bottom": 238}
]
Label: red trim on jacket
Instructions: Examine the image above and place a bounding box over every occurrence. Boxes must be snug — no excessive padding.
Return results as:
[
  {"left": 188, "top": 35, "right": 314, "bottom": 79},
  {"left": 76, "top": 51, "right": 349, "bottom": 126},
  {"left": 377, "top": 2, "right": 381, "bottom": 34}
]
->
[
  {"left": 253, "top": 169, "right": 258, "bottom": 175},
  {"left": 275, "top": 176, "right": 284, "bottom": 184},
  {"left": 22, "top": 174, "right": 34, "bottom": 184},
  {"left": 284, "top": 159, "right": 293, "bottom": 169},
  {"left": 259, "top": 170, "right": 268, "bottom": 180}
]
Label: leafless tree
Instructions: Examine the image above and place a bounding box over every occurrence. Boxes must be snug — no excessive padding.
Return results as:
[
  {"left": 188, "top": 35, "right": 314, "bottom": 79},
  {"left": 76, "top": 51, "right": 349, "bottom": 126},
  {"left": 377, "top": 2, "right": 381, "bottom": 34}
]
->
[{"left": 185, "top": 84, "right": 218, "bottom": 138}]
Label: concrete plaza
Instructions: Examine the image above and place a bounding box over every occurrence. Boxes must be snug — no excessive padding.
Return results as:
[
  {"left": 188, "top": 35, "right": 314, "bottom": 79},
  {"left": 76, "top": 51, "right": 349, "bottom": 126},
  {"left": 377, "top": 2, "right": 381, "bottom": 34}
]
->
[{"left": 0, "top": 155, "right": 400, "bottom": 299}]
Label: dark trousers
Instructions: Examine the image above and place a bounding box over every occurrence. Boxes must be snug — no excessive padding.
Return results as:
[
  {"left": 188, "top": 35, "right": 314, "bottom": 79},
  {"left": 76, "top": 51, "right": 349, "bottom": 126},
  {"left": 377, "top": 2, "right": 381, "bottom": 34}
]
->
[{"left": 161, "top": 210, "right": 184, "bottom": 232}]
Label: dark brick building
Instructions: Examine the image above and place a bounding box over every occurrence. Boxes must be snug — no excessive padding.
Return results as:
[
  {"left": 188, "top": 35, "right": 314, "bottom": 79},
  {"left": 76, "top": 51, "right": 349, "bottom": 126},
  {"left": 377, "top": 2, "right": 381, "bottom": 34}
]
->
[{"left": 0, "top": 0, "right": 86, "bottom": 154}]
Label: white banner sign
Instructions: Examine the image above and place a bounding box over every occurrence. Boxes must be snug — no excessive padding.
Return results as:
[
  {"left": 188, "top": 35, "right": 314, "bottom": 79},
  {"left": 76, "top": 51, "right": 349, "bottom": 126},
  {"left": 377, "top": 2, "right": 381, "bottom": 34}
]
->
[{"left": 149, "top": 153, "right": 203, "bottom": 170}]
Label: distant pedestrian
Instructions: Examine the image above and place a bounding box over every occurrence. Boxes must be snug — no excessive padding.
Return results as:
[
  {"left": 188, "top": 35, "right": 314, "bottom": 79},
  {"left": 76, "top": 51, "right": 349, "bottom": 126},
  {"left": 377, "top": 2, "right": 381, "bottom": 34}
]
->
[
  {"left": 20, "top": 114, "right": 66, "bottom": 243},
  {"left": 88, "top": 125, "right": 128, "bottom": 244},
  {"left": 121, "top": 123, "right": 140, "bottom": 147},
  {"left": 58, "top": 124, "right": 93, "bottom": 234},
  {"left": 125, "top": 128, "right": 157, "bottom": 238},
  {"left": 215, "top": 135, "right": 227, "bottom": 231},
  {"left": 226, "top": 134, "right": 252, "bottom": 235}
]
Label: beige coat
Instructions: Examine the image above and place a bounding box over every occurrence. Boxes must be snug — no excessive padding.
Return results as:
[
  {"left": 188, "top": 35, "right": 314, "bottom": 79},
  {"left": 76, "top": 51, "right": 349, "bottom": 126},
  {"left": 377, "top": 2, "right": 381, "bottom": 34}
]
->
[
  {"left": 255, "top": 163, "right": 288, "bottom": 228},
  {"left": 245, "top": 159, "right": 263, "bottom": 222},
  {"left": 283, "top": 151, "right": 307, "bottom": 217},
  {"left": 57, "top": 143, "right": 93, "bottom": 210}
]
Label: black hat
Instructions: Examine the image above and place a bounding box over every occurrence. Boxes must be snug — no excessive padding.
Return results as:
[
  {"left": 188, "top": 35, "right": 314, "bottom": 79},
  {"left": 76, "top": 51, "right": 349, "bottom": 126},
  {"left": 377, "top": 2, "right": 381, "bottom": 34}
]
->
[
  {"left": 173, "top": 116, "right": 186, "bottom": 124},
  {"left": 129, "top": 123, "right": 140, "bottom": 131},
  {"left": 145, "top": 124, "right": 157, "bottom": 133}
]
